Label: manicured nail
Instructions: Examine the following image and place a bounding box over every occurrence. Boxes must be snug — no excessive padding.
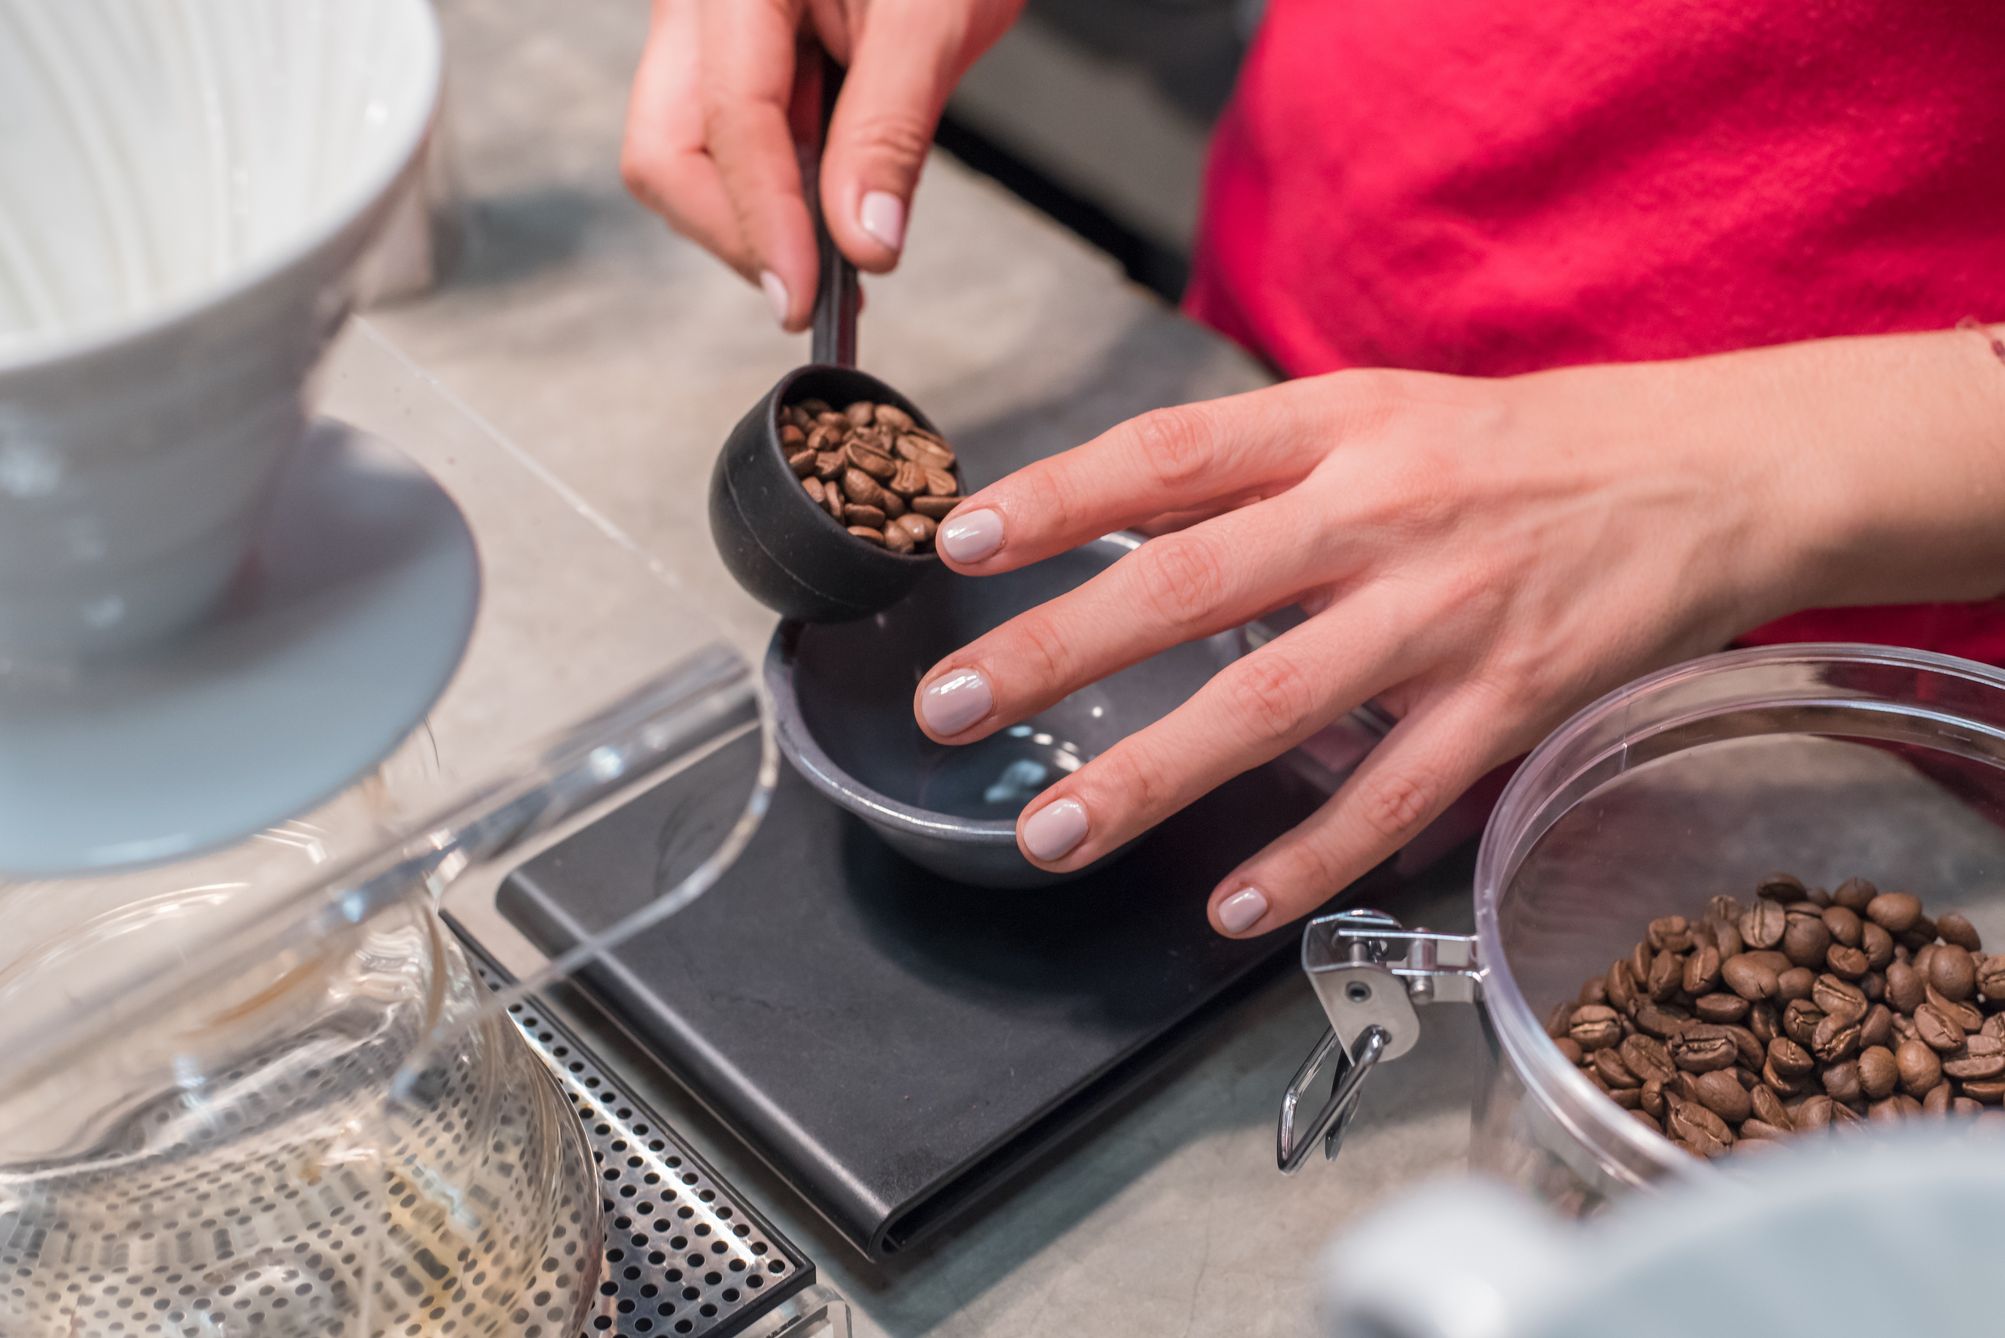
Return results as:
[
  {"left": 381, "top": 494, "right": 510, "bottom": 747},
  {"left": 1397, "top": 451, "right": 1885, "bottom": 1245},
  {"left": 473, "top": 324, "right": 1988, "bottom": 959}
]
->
[
  {"left": 858, "top": 191, "right": 906, "bottom": 251},
  {"left": 1021, "top": 798, "right": 1089, "bottom": 863},
  {"left": 920, "top": 668, "right": 993, "bottom": 736},
  {"left": 1216, "top": 887, "right": 1269, "bottom": 935},
  {"left": 938, "top": 509, "right": 1003, "bottom": 564},
  {"left": 760, "top": 270, "right": 789, "bottom": 326}
]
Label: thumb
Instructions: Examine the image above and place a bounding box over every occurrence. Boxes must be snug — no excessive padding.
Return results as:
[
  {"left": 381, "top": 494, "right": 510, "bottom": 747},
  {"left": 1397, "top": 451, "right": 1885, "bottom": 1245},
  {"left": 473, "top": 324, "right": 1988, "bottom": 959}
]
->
[{"left": 820, "top": 5, "right": 967, "bottom": 272}]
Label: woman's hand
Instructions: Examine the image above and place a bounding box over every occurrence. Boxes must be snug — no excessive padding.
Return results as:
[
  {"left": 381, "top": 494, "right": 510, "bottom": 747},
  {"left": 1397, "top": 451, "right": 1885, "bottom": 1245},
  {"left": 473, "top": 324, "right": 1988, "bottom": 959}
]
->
[
  {"left": 621, "top": 0, "right": 1023, "bottom": 329},
  {"left": 911, "top": 333, "right": 2005, "bottom": 938}
]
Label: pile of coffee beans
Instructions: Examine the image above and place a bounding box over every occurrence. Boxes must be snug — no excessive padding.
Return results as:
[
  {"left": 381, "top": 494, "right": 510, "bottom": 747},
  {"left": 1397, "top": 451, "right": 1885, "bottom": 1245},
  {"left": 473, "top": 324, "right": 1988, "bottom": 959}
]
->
[
  {"left": 783, "top": 398, "right": 962, "bottom": 554},
  {"left": 1550, "top": 875, "right": 2005, "bottom": 1159}
]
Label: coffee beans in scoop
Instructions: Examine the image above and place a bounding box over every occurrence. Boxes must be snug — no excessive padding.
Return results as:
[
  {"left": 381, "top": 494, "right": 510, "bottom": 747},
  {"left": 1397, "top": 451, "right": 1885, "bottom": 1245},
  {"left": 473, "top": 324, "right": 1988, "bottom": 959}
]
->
[
  {"left": 782, "top": 398, "right": 962, "bottom": 554},
  {"left": 1548, "top": 876, "right": 2005, "bottom": 1160}
]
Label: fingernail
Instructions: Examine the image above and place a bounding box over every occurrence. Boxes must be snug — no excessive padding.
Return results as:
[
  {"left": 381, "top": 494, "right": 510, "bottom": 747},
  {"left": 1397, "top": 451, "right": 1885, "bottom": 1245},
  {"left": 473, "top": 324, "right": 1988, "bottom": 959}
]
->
[
  {"left": 938, "top": 509, "right": 1003, "bottom": 564},
  {"left": 919, "top": 668, "right": 993, "bottom": 736},
  {"left": 760, "top": 270, "right": 790, "bottom": 326},
  {"left": 1216, "top": 887, "right": 1269, "bottom": 935},
  {"left": 1021, "top": 798, "right": 1089, "bottom": 863},
  {"left": 858, "top": 191, "right": 906, "bottom": 251}
]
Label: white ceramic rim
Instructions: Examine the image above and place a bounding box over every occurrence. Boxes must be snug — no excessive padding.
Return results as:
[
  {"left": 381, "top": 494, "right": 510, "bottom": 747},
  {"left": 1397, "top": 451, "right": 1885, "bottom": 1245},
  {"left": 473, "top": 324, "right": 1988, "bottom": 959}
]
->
[
  {"left": 1473, "top": 641, "right": 2005, "bottom": 1184},
  {"left": 0, "top": 0, "right": 444, "bottom": 375}
]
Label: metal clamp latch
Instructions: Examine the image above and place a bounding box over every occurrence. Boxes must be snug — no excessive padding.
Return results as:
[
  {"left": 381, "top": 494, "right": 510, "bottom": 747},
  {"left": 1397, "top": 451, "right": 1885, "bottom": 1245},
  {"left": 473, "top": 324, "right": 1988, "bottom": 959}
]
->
[{"left": 1276, "top": 908, "right": 1482, "bottom": 1173}]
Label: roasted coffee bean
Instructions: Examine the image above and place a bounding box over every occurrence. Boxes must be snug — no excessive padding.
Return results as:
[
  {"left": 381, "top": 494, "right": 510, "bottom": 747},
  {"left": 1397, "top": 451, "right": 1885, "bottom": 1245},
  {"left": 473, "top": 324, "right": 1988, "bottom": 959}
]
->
[
  {"left": 1782, "top": 916, "right": 1833, "bottom": 968},
  {"left": 1667, "top": 1098, "right": 1733, "bottom": 1153},
  {"left": 1943, "top": 1035, "right": 2005, "bottom": 1081},
  {"left": 1915, "top": 943, "right": 1939, "bottom": 977},
  {"left": 1554, "top": 1036, "right": 1585, "bottom": 1065},
  {"left": 846, "top": 525, "right": 886, "bottom": 546},
  {"left": 1963, "top": 1078, "right": 2005, "bottom": 1105},
  {"left": 910, "top": 495, "right": 958, "bottom": 520},
  {"left": 1813, "top": 975, "right": 1869, "bottom": 1024},
  {"left": 1793, "top": 1095, "right": 1836, "bottom": 1132},
  {"left": 1775, "top": 967, "right": 1815, "bottom": 1003},
  {"left": 1916, "top": 1004, "right": 1966, "bottom": 1052},
  {"left": 1822, "top": 1059, "right": 1864, "bottom": 1104},
  {"left": 1742, "top": 949, "right": 1793, "bottom": 974},
  {"left": 1826, "top": 944, "right": 1870, "bottom": 979},
  {"left": 1631, "top": 1109, "right": 1664, "bottom": 1135},
  {"left": 1723, "top": 955, "right": 1779, "bottom": 1001},
  {"left": 802, "top": 476, "right": 827, "bottom": 505},
  {"left": 1544, "top": 1001, "right": 1573, "bottom": 1038},
  {"left": 1709, "top": 894, "right": 1744, "bottom": 923},
  {"left": 1671, "top": 1025, "right": 1739, "bottom": 1073},
  {"left": 1860, "top": 971, "right": 1885, "bottom": 1002},
  {"left": 846, "top": 444, "right": 898, "bottom": 483},
  {"left": 843, "top": 504, "right": 886, "bottom": 528},
  {"left": 787, "top": 447, "right": 817, "bottom": 476},
  {"left": 1748, "top": 1002, "right": 1780, "bottom": 1045},
  {"left": 1939, "top": 912, "right": 1983, "bottom": 953},
  {"left": 1593, "top": 1049, "right": 1641, "bottom": 1089},
  {"left": 1984, "top": 1014, "right": 2005, "bottom": 1045},
  {"left": 888, "top": 459, "right": 927, "bottom": 498},
  {"left": 1640, "top": 1078, "right": 1667, "bottom": 1119},
  {"left": 1621, "top": 1034, "right": 1677, "bottom": 1085},
  {"left": 1569, "top": 1005, "right": 1624, "bottom": 1051},
  {"left": 1647, "top": 950, "right": 1684, "bottom": 1002},
  {"left": 1693, "top": 1070, "right": 1752, "bottom": 1122},
  {"left": 1885, "top": 960, "right": 1926, "bottom": 1014},
  {"left": 1682, "top": 944, "right": 1723, "bottom": 996},
  {"left": 1757, "top": 872, "right": 1807, "bottom": 902},
  {"left": 1925, "top": 984, "right": 1985, "bottom": 1033},
  {"left": 895, "top": 434, "right": 954, "bottom": 468},
  {"left": 1811, "top": 1015, "right": 1861, "bottom": 1065},
  {"left": 1604, "top": 960, "right": 1638, "bottom": 1014},
  {"left": 892, "top": 514, "right": 936, "bottom": 546},
  {"left": 883, "top": 524, "right": 915, "bottom": 554},
  {"left": 813, "top": 449, "right": 844, "bottom": 480},
  {"left": 1822, "top": 906, "right": 1864, "bottom": 948},
  {"left": 1897, "top": 1038, "right": 1944, "bottom": 1095},
  {"left": 840, "top": 467, "right": 886, "bottom": 508},
  {"left": 1923, "top": 1081, "right": 1953, "bottom": 1116},
  {"left": 1930, "top": 944, "right": 1978, "bottom": 1002},
  {"left": 1979, "top": 957, "right": 2005, "bottom": 1003},
  {"left": 1578, "top": 977, "right": 1609, "bottom": 1007},
  {"left": 797, "top": 398, "right": 832, "bottom": 416},
  {"left": 1893, "top": 1013, "right": 1921, "bottom": 1045},
  {"left": 1710, "top": 918, "right": 1745, "bottom": 960},
  {"left": 1606, "top": 1086, "right": 1643, "bottom": 1110},
  {"left": 1724, "top": 1024, "right": 1766, "bottom": 1068},
  {"left": 1629, "top": 941, "right": 1654, "bottom": 985},
  {"left": 924, "top": 467, "right": 958, "bottom": 497},
  {"left": 1695, "top": 992, "right": 1751, "bottom": 1023},
  {"left": 1867, "top": 1097, "right": 1906, "bottom": 1125},
  {"left": 1829, "top": 1099, "right": 1866, "bottom": 1127},
  {"left": 1861, "top": 922, "right": 1896, "bottom": 970},
  {"left": 1648, "top": 915, "right": 1690, "bottom": 951},
  {"left": 1782, "top": 998, "right": 1825, "bottom": 1046},
  {"left": 1857, "top": 1045, "right": 1899, "bottom": 1100},
  {"left": 1956, "top": 1092, "right": 1995, "bottom": 1113},
  {"left": 1905, "top": 915, "right": 1938, "bottom": 950},
  {"left": 1761, "top": 1059, "right": 1809, "bottom": 1097},
  {"left": 1833, "top": 877, "right": 1878, "bottom": 913},
  {"left": 1740, "top": 901, "right": 1787, "bottom": 950},
  {"left": 1767, "top": 1036, "right": 1815, "bottom": 1079},
  {"left": 1633, "top": 1004, "right": 1688, "bottom": 1040},
  {"left": 1740, "top": 1119, "right": 1790, "bottom": 1141},
  {"left": 823, "top": 486, "right": 846, "bottom": 521},
  {"left": 1859, "top": 1003, "right": 1894, "bottom": 1050},
  {"left": 1750, "top": 1084, "right": 1792, "bottom": 1130},
  {"left": 1866, "top": 891, "right": 1923, "bottom": 934}
]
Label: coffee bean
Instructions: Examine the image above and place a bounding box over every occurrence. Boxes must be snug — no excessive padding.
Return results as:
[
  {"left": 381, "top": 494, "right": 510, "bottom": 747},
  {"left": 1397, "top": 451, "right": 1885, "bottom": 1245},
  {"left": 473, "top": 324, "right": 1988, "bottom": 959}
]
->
[
  {"left": 1930, "top": 944, "right": 1978, "bottom": 1002},
  {"left": 1906, "top": 915, "right": 1938, "bottom": 949},
  {"left": 1604, "top": 960, "right": 1638, "bottom": 1014},
  {"left": 1748, "top": 1002, "right": 1780, "bottom": 1045},
  {"left": 1897, "top": 1038, "right": 1944, "bottom": 1095},
  {"left": 1630, "top": 942, "right": 1654, "bottom": 985},
  {"left": 1885, "top": 960, "right": 1926, "bottom": 1014},
  {"left": 1775, "top": 967, "right": 1815, "bottom": 1003},
  {"left": 1811, "top": 1014, "right": 1861, "bottom": 1065},
  {"left": 895, "top": 434, "right": 954, "bottom": 468},
  {"left": 1980, "top": 957, "right": 2005, "bottom": 1003},
  {"left": 1925, "top": 984, "right": 1984, "bottom": 1033},
  {"left": 883, "top": 523, "right": 915, "bottom": 554},
  {"left": 1742, "top": 949, "right": 1794, "bottom": 974},
  {"left": 1646, "top": 915, "right": 1689, "bottom": 950},
  {"left": 1761, "top": 1059, "right": 1809, "bottom": 1097},
  {"left": 1750, "top": 1084, "right": 1792, "bottom": 1130},
  {"left": 1916, "top": 1004, "right": 1965, "bottom": 1052},
  {"left": 788, "top": 448, "right": 817, "bottom": 477},
  {"left": 1608, "top": 1085, "right": 1644, "bottom": 1110},
  {"left": 1544, "top": 1001, "right": 1572, "bottom": 1038},
  {"left": 1833, "top": 877, "right": 1878, "bottom": 913},
  {"left": 1985, "top": 1014, "right": 2005, "bottom": 1045},
  {"left": 1939, "top": 912, "right": 1983, "bottom": 953},
  {"left": 1793, "top": 1095, "right": 1835, "bottom": 1131},
  {"left": 1632, "top": 1109, "right": 1664, "bottom": 1135},
  {"left": 1857, "top": 1045, "right": 1899, "bottom": 1099},
  {"left": 1725, "top": 1024, "right": 1766, "bottom": 1068},
  {"left": 843, "top": 401, "right": 875, "bottom": 427},
  {"left": 924, "top": 467, "right": 959, "bottom": 497},
  {"left": 1782, "top": 916, "right": 1832, "bottom": 968},
  {"left": 1695, "top": 992, "right": 1751, "bottom": 1023},
  {"left": 893, "top": 514, "right": 936, "bottom": 545},
  {"left": 823, "top": 486, "right": 846, "bottom": 521},
  {"left": 1693, "top": 1070, "right": 1752, "bottom": 1122},
  {"left": 845, "top": 442, "right": 897, "bottom": 481},
  {"left": 1782, "top": 998, "right": 1824, "bottom": 1047},
  {"left": 1943, "top": 1035, "right": 2005, "bottom": 1080},
  {"left": 1569, "top": 1005, "right": 1624, "bottom": 1051},
  {"left": 1640, "top": 1078, "right": 1667, "bottom": 1119},
  {"left": 1767, "top": 1035, "right": 1815, "bottom": 1079},
  {"left": 1867, "top": 1096, "right": 1906, "bottom": 1125},
  {"left": 1923, "top": 1080, "right": 1953, "bottom": 1116},
  {"left": 814, "top": 450, "right": 844, "bottom": 480},
  {"left": 1579, "top": 977, "right": 1609, "bottom": 1007},
  {"left": 1633, "top": 1004, "right": 1688, "bottom": 1040},
  {"left": 1670, "top": 1025, "right": 1738, "bottom": 1072},
  {"left": 1822, "top": 1059, "right": 1864, "bottom": 1103},
  {"left": 1860, "top": 971, "right": 1885, "bottom": 1003},
  {"left": 1866, "top": 891, "right": 1923, "bottom": 934},
  {"left": 802, "top": 475, "right": 826, "bottom": 504},
  {"left": 1620, "top": 1034, "right": 1677, "bottom": 1085},
  {"left": 907, "top": 496, "right": 955, "bottom": 520},
  {"left": 881, "top": 491, "right": 908, "bottom": 519},
  {"left": 1826, "top": 944, "right": 1870, "bottom": 979},
  {"left": 843, "top": 504, "right": 886, "bottom": 528},
  {"left": 1740, "top": 1120, "right": 1790, "bottom": 1142},
  {"left": 1682, "top": 944, "right": 1723, "bottom": 995},
  {"left": 846, "top": 525, "right": 885, "bottom": 546},
  {"left": 1859, "top": 1003, "right": 1894, "bottom": 1050},
  {"left": 1723, "top": 955, "right": 1779, "bottom": 1001},
  {"left": 1963, "top": 1078, "right": 2005, "bottom": 1105},
  {"left": 840, "top": 467, "right": 885, "bottom": 508},
  {"left": 1667, "top": 1098, "right": 1733, "bottom": 1153},
  {"left": 1957, "top": 1090, "right": 1997, "bottom": 1111},
  {"left": 1813, "top": 975, "right": 1868, "bottom": 1025},
  {"left": 1593, "top": 1048, "right": 1641, "bottom": 1089},
  {"left": 1821, "top": 906, "right": 1863, "bottom": 948},
  {"left": 889, "top": 459, "right": 928, "bottom": 497},
  {"left": 1710, "top": 917, "right": 1745, "bottom": 960},
  {"left": 797, "top": 398, "right": 832, "bottom": 415},
  {"left": 1756, "top": 872, "right": 1806, "bottom": 902},
  {"left": 1861, "top": 922, "right": 1895, "bottom": 970},
  {"left": 1740, "top": 901, "right": 1787, "bottom": 950},
  {"left": 1829, "top": 1100, "right": 1866, "bottom": 1127},
  {"left": 1554, "top": 1036, "right": 1585, "bottom": 1065},
  {"left": 1647, "top": 950, "right": 1683, "bottom": 1002}
]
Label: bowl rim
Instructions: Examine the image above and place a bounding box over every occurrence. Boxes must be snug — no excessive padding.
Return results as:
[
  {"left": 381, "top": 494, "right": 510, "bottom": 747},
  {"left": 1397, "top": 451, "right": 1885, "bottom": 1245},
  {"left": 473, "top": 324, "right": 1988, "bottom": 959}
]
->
[
  {"left": 0, "top": 0, "right": 444, "bottom": 377},
  {"left": 766, "top": 532, "right": 1186, "bottom": 846}
]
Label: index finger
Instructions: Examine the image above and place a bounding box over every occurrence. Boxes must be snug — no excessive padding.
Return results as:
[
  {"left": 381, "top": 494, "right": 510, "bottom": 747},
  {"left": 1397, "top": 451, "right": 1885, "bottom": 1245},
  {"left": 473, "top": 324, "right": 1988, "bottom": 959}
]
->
[{"left": 934, "top": 380, "right": 1341, "bottom": 574}]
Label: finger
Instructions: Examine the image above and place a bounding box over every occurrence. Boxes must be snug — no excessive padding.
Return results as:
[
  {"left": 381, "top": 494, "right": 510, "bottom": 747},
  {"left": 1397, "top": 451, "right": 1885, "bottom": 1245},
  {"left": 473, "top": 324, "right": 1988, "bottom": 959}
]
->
[
  {"left": 1007, "top": 593, "right": 1423, "bottom": 872},
  {"left": 819, "top": 1, "right": 965, "bottom": 270},
  {"left": 934, "top": 381, "right": 1348, "bottom": 573},
  {"left": 698, "top": 0, "right": 820, "bottom": 328},
  {"left": 1206, "top": 688, "right": 1510, "bottom": 937},
  {"left": 1133, "top": 488, "right": 1273, "bottom": 537},
  {"left": 912, "top": 495, "right": 1350, "bottom": 746},
  {"left": 621, "top": 0, "right": 760, "bottom": 277}
]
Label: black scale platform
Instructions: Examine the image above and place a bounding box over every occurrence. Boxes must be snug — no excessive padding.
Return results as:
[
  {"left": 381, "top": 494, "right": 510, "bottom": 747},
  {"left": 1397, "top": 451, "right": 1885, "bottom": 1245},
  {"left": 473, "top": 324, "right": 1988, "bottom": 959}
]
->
[{"left": 501, "top": 731, "right": 1348, "bottom": 1259}]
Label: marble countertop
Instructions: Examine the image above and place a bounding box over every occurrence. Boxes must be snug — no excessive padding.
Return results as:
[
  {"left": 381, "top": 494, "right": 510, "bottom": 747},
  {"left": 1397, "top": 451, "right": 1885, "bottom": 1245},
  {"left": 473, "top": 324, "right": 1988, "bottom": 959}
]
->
[{"left": 374, "top": 3, "right": 1483, "bottom": 1334}]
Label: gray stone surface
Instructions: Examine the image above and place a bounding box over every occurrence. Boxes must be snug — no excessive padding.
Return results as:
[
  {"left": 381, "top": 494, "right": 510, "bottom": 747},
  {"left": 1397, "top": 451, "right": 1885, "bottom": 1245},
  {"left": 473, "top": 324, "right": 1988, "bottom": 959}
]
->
[{"left": 381, "top": 3, "right": 1484, "bottom": 1334}]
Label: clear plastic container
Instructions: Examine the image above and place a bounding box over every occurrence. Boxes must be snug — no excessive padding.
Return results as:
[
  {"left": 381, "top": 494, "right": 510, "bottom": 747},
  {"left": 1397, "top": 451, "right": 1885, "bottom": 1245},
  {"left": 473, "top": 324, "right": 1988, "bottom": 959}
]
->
[
  {"left": 1465, "top": 644, "right": 2005, "bottom": 1211},
  {"left": 0, "top": 323, "right": 771, "bottom": 1335}
]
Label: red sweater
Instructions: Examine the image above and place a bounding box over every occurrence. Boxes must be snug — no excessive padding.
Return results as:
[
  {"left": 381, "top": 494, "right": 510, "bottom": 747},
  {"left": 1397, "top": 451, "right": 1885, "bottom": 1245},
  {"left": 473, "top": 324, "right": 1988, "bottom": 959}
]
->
[{"left": 1187, "top": 0, "right": 2005, "bottom": 663}]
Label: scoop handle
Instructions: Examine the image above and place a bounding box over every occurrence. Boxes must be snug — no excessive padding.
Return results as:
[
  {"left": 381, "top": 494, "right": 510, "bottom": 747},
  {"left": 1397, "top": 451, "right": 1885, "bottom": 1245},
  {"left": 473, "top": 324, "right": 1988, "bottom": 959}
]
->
[{"left": 808, "top": 49, "right": 858, "bottom": 368}]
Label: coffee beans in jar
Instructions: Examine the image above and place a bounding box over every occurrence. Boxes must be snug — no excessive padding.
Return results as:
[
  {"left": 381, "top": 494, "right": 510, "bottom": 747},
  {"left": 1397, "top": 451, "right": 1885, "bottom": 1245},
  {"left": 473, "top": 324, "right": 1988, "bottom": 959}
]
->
[
  {"left": 782, "top": 398, "right": 963, "bottom": 554},
  {"left": 1547, "top": 876, "right": 2005, "bottom": 1160}
]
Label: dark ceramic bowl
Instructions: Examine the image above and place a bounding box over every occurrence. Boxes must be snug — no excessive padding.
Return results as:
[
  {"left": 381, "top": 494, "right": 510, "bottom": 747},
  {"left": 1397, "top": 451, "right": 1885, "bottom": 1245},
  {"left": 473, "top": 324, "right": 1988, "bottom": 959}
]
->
[
  {"left": 711, "top": 364, "right": 953, "bottom": 622},
  {"left": 765, "top": 532, "right": 1245, "bottom": 887}
]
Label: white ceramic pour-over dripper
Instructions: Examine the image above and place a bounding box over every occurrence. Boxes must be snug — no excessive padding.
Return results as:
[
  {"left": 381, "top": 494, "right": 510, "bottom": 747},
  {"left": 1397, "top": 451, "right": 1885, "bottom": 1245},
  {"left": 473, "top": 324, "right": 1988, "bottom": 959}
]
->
[
  {"left": 0, "top": 0, "right": 443, "bottom": 660},
  {"left": 1319, "top": 1128, "right": 2005, "bottom": 1338}
]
